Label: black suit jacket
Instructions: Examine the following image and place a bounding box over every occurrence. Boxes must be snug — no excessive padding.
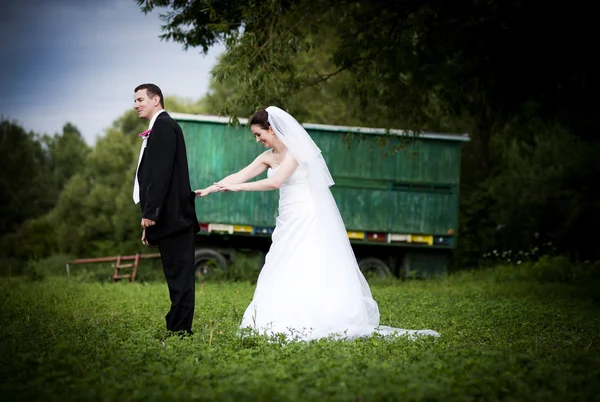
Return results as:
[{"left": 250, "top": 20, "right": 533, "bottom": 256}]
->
[{"left": 137, "top": 111, "right": 199, "bottom": 244}]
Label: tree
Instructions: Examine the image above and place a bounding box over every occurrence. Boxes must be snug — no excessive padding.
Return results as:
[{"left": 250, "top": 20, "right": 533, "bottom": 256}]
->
[
  {"left": 138, "top": 0, "right": 598, "bottom": 167},
  {"left": 43, "top": 123, "right": 90, "bottom": 199},
  {"left": 0, "top": 120, "right": 50, "bottom": 235},
  {"left": 0, "top": 121, "right": 90, "bottom": 259},
  {"left": 200, "top": 36, "right": 376, "bottom": 127},
  {"left": 488, "top": 123, "right": 600, "bottom": 260}
]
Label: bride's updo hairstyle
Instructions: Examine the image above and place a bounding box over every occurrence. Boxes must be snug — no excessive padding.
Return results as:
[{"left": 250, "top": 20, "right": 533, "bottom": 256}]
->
[{"left": 249, "top": 109, "right": 270, "bottom": 130}]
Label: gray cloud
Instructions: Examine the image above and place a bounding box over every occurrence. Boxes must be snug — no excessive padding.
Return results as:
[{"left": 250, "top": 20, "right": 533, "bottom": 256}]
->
[{"left": 0, "top": 0, "right": 223, "bottom": 144}]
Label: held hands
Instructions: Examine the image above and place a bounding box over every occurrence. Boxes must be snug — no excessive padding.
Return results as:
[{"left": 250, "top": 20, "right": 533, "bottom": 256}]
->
[
  {"left": 215, "top": 183, "right": 240, "bottom": 192},
  {"left": 194, "top": 184, "right": 219, "bottom": 197}
]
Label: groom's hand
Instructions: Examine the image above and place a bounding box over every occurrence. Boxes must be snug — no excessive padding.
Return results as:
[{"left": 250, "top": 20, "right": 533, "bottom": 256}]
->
[
  {"left": 141, "top": 229, "right": 149, "bottom": 246},
  {"left": 141, "top": 218, "right": 156, "bottom": 228}
]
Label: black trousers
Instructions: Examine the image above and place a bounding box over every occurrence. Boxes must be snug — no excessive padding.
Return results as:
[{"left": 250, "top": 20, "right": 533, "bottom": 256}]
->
[{"left": 158, "top": 225, "right": 196, "bottom": 334}]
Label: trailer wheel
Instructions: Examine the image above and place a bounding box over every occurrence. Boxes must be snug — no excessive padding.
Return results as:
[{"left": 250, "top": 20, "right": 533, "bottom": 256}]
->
[
  {"left": 195, "top": 249, "right": 228, "bottom": 281},
  {"left": 358, "top": 257, "right": 392, "bottom": 278}
]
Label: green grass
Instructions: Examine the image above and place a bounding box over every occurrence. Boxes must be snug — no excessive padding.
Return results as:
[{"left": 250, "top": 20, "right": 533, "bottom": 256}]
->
[{"left": 1, "top": 265, "right": 599, "bottom": 401}]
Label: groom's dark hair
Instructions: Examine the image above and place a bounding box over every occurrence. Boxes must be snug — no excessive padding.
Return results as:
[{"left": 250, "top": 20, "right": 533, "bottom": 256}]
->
[
  {"left": 135, "top": 83, "right": 164, "bottom": 108},
  {"left": 249, "top": 109, "right": 270, "bottom": 130}
]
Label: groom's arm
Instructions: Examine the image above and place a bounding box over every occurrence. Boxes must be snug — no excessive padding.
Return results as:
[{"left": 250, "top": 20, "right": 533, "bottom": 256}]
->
[{"left": 142, "top": 118, "right": 176, "bottom": 221}]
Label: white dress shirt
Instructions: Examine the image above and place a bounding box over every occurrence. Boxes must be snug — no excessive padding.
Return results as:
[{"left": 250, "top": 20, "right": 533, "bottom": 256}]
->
[{"left": 133, "top": 109, "right": 165, "bottom": 204}]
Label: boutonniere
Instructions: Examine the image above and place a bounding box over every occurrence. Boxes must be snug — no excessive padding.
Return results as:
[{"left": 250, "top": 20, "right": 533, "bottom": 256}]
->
[{"left": 138, "top": 129, "right": 151, "bottom": 139}]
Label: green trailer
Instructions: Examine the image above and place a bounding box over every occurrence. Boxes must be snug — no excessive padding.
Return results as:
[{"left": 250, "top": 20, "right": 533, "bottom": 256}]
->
[{"left": 171, "top": 112, "right": 469, "bottom": 278}]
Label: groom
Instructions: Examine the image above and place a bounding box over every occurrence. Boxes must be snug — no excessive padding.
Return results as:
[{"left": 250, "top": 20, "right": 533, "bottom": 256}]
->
[{"left": 133, "top": 83, "right": 199, "bottom": 336}]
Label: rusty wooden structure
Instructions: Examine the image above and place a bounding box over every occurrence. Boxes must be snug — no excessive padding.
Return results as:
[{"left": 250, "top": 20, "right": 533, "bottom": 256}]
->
[{"left": 65, "top": 253, "right": 161, "bottom": 283}]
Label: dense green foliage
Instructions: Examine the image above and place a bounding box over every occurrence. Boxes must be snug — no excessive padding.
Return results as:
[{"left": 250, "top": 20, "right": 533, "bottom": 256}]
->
[
  {"left": 0, "top": 121, "right": 89, "bottom": 235},
  {"left": 456, "top": 121, "right": 600, "bottom": 266},
  {"left": 0, "top": 120, "right": 89, "bottom": 260},
  {"left": 1, "top": 261, "right": 599, "bottom": 401}
]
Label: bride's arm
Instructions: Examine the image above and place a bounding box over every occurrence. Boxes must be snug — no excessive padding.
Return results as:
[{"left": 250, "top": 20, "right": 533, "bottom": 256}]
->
[
  {"left": 218, "top": 155, "right": 298, "bottom": 192},
  {"left": 217, "top": 151, "right": 270, "bottom": 185},
  {"left": 194, "top": 152, "right": 270, "bottom": 197}
]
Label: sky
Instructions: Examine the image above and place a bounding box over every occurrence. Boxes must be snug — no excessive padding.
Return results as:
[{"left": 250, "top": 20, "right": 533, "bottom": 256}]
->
[{"left": 0, "top": 0, "right": 224, "bottom": 144}]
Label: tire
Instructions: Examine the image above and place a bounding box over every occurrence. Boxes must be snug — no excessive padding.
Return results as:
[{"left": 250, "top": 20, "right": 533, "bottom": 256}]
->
[
  {"left": 357, "top": 257, "right": 393, "bottom": 278},
  {"left": 194, "top": 249, "right": 228, "bottom": 281}
]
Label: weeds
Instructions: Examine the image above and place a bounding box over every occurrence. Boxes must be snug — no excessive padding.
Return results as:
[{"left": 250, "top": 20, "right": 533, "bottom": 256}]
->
[{"left": 1, "top": 264, "right": 599, "bottom": 401}]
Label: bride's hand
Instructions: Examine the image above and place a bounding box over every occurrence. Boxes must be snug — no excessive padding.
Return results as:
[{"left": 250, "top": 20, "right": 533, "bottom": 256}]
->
[
  {"left": 194, "top": 188, "right": 208, "bottom": 197},
  {"left": 194, "top": 185, "right": 218, "bottom": 197}
]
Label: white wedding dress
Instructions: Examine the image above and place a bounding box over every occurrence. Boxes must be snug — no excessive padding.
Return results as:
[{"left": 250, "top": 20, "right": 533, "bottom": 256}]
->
[{"left": 239, "top": 163, "right": 440, "bottom": 341}]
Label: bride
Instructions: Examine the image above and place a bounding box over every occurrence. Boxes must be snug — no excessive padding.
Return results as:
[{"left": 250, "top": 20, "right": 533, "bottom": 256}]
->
[{"left": 195, "top": 106, "right": 439, "bottom": 341}]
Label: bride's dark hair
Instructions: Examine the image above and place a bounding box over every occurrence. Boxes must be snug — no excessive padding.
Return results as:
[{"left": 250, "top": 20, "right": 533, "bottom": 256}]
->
[{"left": 249, "top": 109, "right": 270, "bottom": 130}]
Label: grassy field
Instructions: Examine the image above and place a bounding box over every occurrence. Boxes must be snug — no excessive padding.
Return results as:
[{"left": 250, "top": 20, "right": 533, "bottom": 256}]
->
[{"left": 1, "top": 263, "right": 599, "bottom": 401}]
